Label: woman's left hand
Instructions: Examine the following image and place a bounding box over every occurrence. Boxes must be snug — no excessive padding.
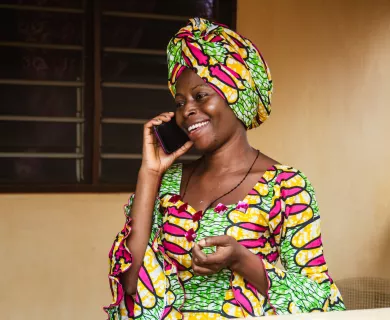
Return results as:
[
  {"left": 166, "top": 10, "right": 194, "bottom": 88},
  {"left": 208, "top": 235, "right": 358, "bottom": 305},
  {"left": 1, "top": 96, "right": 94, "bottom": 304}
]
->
[{"left": 192, "top": 235, "right": 244, "bottom": 275}]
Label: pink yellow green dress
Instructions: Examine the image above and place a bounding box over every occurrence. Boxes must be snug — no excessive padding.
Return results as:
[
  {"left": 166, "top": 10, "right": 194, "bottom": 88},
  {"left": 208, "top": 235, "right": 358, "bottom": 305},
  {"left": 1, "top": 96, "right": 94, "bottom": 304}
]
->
[{"left": 105, "top": 164, "right": 345, "bottom": 319}]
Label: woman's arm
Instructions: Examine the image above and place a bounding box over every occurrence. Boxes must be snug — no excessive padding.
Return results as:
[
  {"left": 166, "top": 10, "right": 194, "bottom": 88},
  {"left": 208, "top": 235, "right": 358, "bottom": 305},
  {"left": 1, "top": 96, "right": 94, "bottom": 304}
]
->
[
  {"left": 119, "top": 112, "right": 193, "bottom": 295},
  {"left": 230, "top": 245, "right": 268, "bottom": 295},
  {"left": 105, "top": 112, "right": 193, "bottom": 319},
  {"left": 120, "top": 169, "right": 161, "bottom": 295}
]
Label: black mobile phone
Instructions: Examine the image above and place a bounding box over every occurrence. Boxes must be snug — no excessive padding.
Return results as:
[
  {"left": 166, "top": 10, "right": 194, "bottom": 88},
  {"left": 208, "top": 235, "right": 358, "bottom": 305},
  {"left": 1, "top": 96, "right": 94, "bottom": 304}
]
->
[{"left": 153, "top": 116, "right": 190, "bottom": 154}]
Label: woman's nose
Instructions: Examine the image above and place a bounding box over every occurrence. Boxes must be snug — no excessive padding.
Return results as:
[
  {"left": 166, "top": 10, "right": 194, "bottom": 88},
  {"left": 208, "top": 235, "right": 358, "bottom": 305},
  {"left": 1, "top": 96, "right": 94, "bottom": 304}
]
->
[{"left": 182, "top": 100, "right": 197, "bottom": 118}]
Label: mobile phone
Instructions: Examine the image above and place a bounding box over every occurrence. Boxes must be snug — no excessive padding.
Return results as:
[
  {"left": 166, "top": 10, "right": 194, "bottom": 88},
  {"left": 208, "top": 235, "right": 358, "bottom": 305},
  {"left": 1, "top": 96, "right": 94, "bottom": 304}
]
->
[{"left": 153, "top": 116, "right": 190, "bottom": 154}]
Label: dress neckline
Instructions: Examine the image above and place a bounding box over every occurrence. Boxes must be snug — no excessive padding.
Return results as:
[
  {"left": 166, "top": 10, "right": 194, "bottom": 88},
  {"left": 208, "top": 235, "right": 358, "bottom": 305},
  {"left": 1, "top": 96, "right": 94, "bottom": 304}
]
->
[{"left": 172, "top": 162, "right": 278, "bottom": 213}]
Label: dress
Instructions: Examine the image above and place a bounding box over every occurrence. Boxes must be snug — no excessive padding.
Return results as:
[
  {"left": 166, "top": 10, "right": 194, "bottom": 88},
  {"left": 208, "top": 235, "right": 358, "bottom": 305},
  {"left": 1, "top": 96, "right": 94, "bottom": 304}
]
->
[{"left": 104, "top": 164, "right": 345, "bottom": 319}]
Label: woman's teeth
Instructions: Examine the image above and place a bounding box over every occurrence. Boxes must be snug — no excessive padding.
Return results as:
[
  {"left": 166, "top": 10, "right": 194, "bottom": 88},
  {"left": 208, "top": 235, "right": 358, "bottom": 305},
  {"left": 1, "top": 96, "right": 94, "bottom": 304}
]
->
[{"left": 188, "top": 121, "right": 209, "bottom": 133}]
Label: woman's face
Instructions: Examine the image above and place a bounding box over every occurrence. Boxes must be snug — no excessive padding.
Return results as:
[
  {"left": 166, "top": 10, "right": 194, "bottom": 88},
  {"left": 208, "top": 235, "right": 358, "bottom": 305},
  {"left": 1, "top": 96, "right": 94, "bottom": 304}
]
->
[{"left": 175, "top": 68, "right": 244, "bottom": 153}]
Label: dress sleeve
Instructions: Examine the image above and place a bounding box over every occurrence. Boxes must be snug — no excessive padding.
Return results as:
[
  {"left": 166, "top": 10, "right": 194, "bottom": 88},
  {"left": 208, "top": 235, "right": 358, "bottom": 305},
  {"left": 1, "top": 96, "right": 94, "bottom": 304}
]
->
[
  {"left": 262, "top": 169, "right": 346, "bottom": 314},
  {"left": 104, "top": 193, "right": 162, "bottom": 319}
]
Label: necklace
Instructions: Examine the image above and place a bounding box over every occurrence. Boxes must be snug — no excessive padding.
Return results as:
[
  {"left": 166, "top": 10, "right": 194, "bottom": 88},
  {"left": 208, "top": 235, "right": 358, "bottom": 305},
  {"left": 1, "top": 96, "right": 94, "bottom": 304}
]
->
[{"left": 181, "top": 149, "right": 260, "bottom": 213}]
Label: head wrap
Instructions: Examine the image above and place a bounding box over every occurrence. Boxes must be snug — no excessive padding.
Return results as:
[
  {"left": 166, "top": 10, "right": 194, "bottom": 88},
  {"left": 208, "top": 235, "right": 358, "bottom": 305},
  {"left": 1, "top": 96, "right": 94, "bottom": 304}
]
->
[{"left": 167, "top": 17, "right": 273, "bottom": 129}]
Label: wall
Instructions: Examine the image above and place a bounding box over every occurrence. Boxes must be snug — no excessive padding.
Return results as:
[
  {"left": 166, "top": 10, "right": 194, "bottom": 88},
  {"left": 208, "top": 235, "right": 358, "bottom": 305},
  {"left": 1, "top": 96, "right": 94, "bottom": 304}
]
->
[
  {"left": 0, "top": 193, "right": 127, "bottom": 320},
  {"left": 1, "top": 1, "right": 390, "bottom": 319},
  {"left": 240, "top": 0, "right": 390, "bottom": 279}
]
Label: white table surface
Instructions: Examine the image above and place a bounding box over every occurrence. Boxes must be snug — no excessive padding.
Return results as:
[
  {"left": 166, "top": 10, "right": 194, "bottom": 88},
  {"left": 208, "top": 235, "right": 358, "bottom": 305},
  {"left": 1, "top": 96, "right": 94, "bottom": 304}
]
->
[{"left": 243, "top": 308, "right": 390, "bottom": 319}]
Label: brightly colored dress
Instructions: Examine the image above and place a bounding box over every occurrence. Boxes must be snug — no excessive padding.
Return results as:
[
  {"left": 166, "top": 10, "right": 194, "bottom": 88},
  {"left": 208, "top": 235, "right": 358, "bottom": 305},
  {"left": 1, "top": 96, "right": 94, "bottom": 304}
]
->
[{"left": 104, "top": 164, "right": 345, "bottom": 319}]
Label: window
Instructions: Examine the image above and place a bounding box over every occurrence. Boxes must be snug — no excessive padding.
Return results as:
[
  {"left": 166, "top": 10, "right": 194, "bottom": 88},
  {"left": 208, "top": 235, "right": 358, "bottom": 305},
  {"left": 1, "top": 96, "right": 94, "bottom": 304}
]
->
[{"left": 0, "top": 0, "right": 237, "bottom": 192}]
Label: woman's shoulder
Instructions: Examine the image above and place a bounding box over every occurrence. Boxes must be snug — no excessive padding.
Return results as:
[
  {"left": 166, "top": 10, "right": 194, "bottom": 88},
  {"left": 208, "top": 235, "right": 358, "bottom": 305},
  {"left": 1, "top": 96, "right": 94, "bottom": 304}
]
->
[
  {"left": 271, "top": 164, "right": 300, "bottom": 173},
  {"left": 271, "top": 164, "right": 311, "bottom": 177},
  {"left": 253, "top": 153, "right": 299, "bottom": 182},
  {"left": 260, "top": 162, "right": 309, "bottom": 183},
  {"left": 262, "top": 164, "right": 314, "bottom": 193}
]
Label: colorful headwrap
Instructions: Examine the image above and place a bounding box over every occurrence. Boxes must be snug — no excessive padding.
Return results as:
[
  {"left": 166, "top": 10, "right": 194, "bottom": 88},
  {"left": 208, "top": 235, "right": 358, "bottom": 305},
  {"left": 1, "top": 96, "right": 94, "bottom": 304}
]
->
[{"left": 167, "top": 17, "right": 273, "bottom": 129}]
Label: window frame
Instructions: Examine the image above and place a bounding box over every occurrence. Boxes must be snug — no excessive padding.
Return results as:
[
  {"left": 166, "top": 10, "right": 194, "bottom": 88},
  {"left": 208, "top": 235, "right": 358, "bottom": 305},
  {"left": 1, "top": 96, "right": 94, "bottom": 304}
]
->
[{"left": 0, "top": 0, "right": 237, "bottom": 193}]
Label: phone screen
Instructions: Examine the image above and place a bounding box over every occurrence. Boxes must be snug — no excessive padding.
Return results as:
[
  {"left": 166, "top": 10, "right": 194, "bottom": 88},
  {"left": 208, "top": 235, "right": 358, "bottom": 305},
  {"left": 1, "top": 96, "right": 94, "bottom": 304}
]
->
[{"left": 153, "top": 117, "right": 190, "bottom": 154}]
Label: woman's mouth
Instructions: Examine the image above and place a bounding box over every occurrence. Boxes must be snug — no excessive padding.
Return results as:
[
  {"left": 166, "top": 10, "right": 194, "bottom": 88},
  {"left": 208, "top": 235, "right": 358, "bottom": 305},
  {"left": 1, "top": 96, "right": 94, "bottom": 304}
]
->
[{"left": 187, "top": 121, "right": 210, "bottom": 136}]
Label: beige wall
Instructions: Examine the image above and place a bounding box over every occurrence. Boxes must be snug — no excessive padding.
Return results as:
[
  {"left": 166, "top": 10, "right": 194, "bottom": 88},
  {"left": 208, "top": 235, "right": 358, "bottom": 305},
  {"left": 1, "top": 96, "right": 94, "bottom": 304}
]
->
[
  {"left": 240, "top": 0, "right": 390, "bottom": 279},
  {"left": 0, "top": 193, "right": 127, "bottom": 320},
  {"left": 1, "top": 1, "right": 390, "bottom": 319}
]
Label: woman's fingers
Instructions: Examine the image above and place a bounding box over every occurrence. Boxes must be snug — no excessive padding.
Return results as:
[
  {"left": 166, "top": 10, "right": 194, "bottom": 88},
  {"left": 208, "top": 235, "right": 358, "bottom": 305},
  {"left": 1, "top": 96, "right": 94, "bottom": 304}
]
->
[
  {"left": 192, "top": 243, "right": 208, "bottom": 261},
  {"left": 142, "top": 111, "right": 192, "bottom": 174},
  {"left": 155, "top": 112, "right": 175, "bottom": 123},
  {"left": 170, "top": 140, "right": 193, "bottom": 159},
  {"left": 192, "top": 264, "right": 217, "bottom": 276},
  {"left": 198, "top": 235, "right": 232, "bottom": 248},
  {"left": 193, "top": 242, "right": 227, "bottom": 266},
  {"left": 160, "top": 112, "right": 174, "bottom": 120},
  {"left": 192, "top": 244, "right": 221, "bottom": 275},
  {"left": 144, "top": 112, "right": 176, "bottom": 146},
  {"left": 145, "top": 112, "right": 174, "bottom": 129},
  {"left": 142, "top": 112, "right": 175, "bottom": 173}
]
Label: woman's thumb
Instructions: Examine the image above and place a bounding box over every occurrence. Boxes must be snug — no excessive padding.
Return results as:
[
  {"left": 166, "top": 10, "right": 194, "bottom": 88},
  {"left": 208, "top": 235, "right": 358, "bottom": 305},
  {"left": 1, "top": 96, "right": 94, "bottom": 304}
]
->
[{"left": 171, "top": 140, "right": 193, "bottom": 159}]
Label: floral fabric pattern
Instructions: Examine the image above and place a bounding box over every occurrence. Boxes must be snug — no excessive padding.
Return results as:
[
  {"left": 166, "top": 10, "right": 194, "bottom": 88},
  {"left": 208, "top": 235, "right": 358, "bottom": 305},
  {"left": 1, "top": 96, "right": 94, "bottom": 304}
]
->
[
  {"left": 167, "top": 17, "right": 273, "bottom": 129},
  {"left": 104, "top": 164, "right": 345, "bottom": 319}
]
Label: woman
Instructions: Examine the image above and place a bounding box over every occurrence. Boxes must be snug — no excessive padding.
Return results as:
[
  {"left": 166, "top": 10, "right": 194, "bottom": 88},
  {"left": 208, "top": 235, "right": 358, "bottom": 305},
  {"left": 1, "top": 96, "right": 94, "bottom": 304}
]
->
[{"left": 105, "top": 18, "right": 345, "bottom": 319}]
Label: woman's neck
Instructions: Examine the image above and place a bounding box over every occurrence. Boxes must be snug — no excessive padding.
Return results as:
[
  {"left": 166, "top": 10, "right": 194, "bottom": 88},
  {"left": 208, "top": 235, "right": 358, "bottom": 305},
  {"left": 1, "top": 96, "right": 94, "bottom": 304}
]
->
[{"left": 201, "top": 130, "right": 257, "bottom": 176}]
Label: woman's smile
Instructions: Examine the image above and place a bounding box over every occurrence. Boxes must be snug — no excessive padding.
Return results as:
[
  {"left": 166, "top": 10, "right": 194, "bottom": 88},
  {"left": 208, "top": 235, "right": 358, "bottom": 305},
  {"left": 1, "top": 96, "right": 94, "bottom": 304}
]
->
[{"left": 187, "top": 120, "right": 210, "bottom": 139}]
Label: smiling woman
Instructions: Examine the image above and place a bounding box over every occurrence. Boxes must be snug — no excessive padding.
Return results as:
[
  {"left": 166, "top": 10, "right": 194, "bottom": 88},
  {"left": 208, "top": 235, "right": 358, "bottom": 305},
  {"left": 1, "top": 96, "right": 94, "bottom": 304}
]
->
[{"left": 105, "top": 18, "right": 346, "bottom": 319}]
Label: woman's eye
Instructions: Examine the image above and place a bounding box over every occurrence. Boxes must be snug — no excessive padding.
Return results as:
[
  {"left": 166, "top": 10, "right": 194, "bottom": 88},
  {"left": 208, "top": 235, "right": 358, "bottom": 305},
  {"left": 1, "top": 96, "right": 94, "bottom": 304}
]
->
[
  {"left": 176, "top": 101, "right": 184, "bottom": 108},
  {"left": 196, "top": 93, "right": 207, "bottom": 100}
]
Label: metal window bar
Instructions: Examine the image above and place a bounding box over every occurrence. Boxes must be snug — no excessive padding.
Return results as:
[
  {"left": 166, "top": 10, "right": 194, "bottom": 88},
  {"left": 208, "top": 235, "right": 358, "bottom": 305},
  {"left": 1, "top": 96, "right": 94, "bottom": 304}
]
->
[
  {"left": 103, "top": 47, "right": 165, "bottom": 55},
  {"left": 76, "top": 83, "right": 84, "bottom": 182},
  {"left": 101, "top": 153, "right": 200, "bottom": 161},
  {"left": 0, "top": 152, "right": 83, "bottom": 159},
  {"left": 0, "top": 116, "right": 84, "bottom": 123},
  {"left": 0, "top": 41, "right": 83, "bottom": 51},
  {"left": 101, "top": 118, "right": 146, "bottom": 125},
  {"left": 102, "top": 82, "right": 167, "bottom": 90},
  {"left": 102, "top": 11, "right": 189, "bottom": 22},
  {"left": 0, "top": 79, "right": 84, "bottom": 87},
  {"left": 0, "top": 4, "right": 84, "bottom": 14}
]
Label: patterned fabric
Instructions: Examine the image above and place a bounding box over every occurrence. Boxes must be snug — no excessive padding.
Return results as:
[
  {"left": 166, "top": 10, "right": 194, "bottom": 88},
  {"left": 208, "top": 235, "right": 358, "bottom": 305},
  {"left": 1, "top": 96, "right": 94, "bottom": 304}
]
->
[
  {"left": 104, "top": 164, "right": 345, "bottom": 319},
  {"left": 167, "top": 17, "right": 273, "bottom": 129}
]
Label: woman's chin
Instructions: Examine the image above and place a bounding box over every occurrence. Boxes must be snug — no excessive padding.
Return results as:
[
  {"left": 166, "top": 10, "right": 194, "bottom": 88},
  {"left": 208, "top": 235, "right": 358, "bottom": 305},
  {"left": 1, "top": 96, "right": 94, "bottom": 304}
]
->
[{"left": 192, "top": 138, "right": 218, "bottom": 154}]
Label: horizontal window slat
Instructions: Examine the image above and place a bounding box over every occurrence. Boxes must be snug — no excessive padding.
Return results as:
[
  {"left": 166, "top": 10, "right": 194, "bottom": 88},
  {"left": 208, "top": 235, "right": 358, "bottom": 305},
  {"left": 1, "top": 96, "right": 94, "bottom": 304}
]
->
[
  {"left": 0, "top": 115, "right": 84, "bottom": 123},
  {"left": 0, "top": 4, "right": 83, "bottom": 14},
  {"left": 0, "top": 79, "right": 84, "bottom": 86},
  {"left": 102, "top": 11, "right": 189, "bottom": 22},
  {"left": 101, "top": 0, "right": 215, "bottom": 19},
  {"left": 0, "top": 152, "right": 83, "bottom": 158},
  {"left": 102, "top": 82, "right": 166, "bottom": 90},
  {"left": 101, "top": 118, "right": 146, "bottom": 124},
  {"left": 0, "top": 41, "right": 83, "bottom": 51},
  {"left": 103, "top": 47, "right": 165, "bottom": 55},
  {"left": 101, "top": 153, "right": 199, "bottom": 161}
]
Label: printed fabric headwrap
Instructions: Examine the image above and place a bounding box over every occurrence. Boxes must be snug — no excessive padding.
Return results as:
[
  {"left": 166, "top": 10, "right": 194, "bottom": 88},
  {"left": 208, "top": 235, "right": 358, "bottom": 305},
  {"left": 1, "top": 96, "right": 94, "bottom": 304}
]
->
[{"left": 167, "top": 17, "right": 273, "bottom": 129}]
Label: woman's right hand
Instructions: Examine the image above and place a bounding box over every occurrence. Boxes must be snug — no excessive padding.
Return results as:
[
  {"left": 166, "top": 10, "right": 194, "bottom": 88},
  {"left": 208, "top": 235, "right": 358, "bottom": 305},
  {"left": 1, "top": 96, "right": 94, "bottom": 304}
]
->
[{"left": 141, "top": 112, "right": 193, "bottom": 177}]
